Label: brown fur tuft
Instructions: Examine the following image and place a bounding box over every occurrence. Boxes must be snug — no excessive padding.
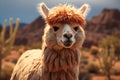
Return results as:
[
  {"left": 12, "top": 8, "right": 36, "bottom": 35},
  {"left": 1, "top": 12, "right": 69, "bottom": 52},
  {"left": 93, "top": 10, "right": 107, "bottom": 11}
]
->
[{"left": 47, "top": 5, "right": 85, "bottom": 26}]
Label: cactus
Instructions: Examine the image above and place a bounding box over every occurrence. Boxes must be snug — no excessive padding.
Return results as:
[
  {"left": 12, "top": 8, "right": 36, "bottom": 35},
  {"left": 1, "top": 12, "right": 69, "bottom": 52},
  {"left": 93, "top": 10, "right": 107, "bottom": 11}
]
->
[
  {"left": 98, "top": 45, "right": 117, "bottom": 80},
  {"left": 0, "top": 18, "right": 20, "bottom": 79}
]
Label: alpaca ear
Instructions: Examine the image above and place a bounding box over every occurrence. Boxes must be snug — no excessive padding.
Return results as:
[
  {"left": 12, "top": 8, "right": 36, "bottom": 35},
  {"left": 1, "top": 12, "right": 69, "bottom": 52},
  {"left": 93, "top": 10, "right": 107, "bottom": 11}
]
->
[
  {"left": 38, "top": 3, "right": 49, "bottom": 18},
  {"left": 79, "top": 4, "right": 90, "bottom": 17}
]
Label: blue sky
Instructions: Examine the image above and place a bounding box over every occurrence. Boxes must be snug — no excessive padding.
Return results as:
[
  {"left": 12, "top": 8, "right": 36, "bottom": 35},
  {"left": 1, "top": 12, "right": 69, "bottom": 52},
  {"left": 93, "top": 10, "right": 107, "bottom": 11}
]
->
[{"left": 0, "top": 0, "right": 120, "bottom": 25}]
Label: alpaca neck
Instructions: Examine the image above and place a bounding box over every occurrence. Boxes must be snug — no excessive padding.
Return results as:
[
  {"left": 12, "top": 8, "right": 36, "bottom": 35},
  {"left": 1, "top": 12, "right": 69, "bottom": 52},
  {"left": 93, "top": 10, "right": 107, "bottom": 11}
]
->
[
  {"left": 42, "top": 47, "right": 80, "bottom": 80},
  {"left": 43, "top": 47, "right": 80, "bottom": 72}
]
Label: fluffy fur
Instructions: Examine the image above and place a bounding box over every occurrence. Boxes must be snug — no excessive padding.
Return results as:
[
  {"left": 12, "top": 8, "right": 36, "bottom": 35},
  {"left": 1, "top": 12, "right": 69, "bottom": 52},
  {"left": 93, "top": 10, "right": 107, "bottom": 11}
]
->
[
  {"left": 47, "top": 5, "right": 85, "bottom": 26},
  {"left": 10, "top": 3, "right": 90, "bottom": 80}
]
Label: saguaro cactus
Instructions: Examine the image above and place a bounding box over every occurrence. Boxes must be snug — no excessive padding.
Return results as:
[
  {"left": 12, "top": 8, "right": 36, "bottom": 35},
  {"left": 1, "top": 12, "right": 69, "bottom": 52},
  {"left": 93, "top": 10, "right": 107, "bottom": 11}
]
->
[{"left": 0, "top": 18, "right": 20, "bottom": 79}]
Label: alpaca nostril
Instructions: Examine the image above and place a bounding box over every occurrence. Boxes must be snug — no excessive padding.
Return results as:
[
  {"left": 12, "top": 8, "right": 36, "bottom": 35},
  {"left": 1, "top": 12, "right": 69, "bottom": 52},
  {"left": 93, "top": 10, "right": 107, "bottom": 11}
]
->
[{"left": 63, "top": 33, "right": 73, "bottom": 39}]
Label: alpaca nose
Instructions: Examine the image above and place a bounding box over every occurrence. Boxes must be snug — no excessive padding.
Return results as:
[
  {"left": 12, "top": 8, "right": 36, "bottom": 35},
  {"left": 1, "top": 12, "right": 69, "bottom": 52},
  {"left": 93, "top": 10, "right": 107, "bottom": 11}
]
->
[{"left": 63, "top": 33, "right": 73, "bottom": 39}]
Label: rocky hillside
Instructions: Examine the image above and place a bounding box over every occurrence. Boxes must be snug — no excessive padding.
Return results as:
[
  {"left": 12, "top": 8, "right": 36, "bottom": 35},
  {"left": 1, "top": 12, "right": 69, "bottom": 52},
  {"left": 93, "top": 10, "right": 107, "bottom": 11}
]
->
[
  {"left": 15, "top": 17, "right": 45, "bottom": 45},
  {"left": 84, "top": 9, "right": 120, "bottom": 47},
  {"left": 15, "top": 9, "right": 120, "bottom": 47}
]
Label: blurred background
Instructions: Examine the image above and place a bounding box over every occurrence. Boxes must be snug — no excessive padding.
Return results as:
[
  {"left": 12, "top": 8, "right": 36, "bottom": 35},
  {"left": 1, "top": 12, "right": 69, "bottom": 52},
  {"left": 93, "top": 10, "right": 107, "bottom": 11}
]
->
[{"left": 0, "top": 0, "right": 120, "bottom": 80}]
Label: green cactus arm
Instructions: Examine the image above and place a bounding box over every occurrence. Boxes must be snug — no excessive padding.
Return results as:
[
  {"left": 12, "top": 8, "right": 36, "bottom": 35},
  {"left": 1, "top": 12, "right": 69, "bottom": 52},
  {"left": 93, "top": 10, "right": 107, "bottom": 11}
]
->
[
  {"left": 10, "top": 18, "right": 13, "bottom": 37},
  {"left": 0, "top": 20, "right": 7, "bottom": 45},
  {"left": 9, "top": 18, "right": 20, "bottom": 46}
]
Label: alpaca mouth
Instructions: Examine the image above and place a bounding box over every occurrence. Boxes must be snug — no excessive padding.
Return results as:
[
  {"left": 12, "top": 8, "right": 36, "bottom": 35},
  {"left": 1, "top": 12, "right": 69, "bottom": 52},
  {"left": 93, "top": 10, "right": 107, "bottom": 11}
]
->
[{"left": 63, "top": 40, "right": 73, "bottom": 47}]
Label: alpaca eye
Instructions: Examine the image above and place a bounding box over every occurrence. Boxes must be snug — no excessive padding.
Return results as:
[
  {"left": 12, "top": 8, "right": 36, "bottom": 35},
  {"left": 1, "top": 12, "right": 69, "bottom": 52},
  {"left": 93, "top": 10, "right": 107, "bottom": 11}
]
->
[
  {"left": 74, "top": 26, "right": 79, "bottom": 31},
  {"left": 53, "top": 26, "right": 59, "bottom": 32}
]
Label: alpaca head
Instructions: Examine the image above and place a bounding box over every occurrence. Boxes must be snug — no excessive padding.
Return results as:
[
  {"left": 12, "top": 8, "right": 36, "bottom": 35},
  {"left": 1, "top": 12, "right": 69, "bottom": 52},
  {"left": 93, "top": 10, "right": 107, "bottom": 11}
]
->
[{"left": 39, "top": 3, "right": 90, "bottom": 50}]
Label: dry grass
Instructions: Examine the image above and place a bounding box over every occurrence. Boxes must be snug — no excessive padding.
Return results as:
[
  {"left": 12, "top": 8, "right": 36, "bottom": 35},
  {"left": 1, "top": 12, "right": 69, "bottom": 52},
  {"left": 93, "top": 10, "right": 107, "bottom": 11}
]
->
[
  {"left": 92, "top": 75, "right": 120, "bottom": 80},
  {"left": 114, "top": 61, "right": 120, "bottom": 71}
]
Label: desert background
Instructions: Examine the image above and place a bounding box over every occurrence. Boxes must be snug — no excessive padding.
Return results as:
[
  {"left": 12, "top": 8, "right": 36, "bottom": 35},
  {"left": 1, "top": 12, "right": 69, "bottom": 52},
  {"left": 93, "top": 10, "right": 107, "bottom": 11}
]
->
[{"left": 0, "top": 0, "right": 120, "bottom": 80}]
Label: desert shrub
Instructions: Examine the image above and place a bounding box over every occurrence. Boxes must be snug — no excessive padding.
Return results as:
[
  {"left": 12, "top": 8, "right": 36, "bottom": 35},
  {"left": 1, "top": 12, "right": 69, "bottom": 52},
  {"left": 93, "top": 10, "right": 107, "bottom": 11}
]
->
[
  {"left": 80, "top": 50, "right": 90, "bottom": 69},
  {"left": 17, "top": 45, "right": 30, "bottom": 55},
  {"left": 14, "top": 45, "right": 30, "bottom": 55},
  {"left": 99, "top": 36, "right": 120, "bottom": 60},
  {"left": 112, "top": 70, "right": 120, "bottom": 75},
  {"left": 86, "top": 63, "right": 99, "bottom": 74},
  {"left": 79, "top": 72, "right": 91, "bottom": 80},
  {"left": 98, "top": 45, "right": 117, "bottom": 80},
  {"left": 31, "top": 41, "right": 42, "bottom": 49},
  {"left": 81, "top": 50, "right": 89, "bottom": 60},
  {"left": 1, "top": 62, "right": 15, "bottom": 80},
  {"left": 90, "top": 46, "right": 99, "bottom": 57},
  {"left": 11, "top": 59, "right": 18, "bottom": 64},
  {"left": 80, "top": 59, "right": 88, "bottom": 65}
]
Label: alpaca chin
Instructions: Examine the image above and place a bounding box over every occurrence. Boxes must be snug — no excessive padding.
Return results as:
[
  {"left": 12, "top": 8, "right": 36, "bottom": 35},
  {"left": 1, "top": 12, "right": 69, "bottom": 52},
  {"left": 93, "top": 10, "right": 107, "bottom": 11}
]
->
[
  {"left": 58, "top": 39, "right": 75, "bottom": 48},
  {"left": 62, "top": 41, "right": 74, "bottom": 48}
]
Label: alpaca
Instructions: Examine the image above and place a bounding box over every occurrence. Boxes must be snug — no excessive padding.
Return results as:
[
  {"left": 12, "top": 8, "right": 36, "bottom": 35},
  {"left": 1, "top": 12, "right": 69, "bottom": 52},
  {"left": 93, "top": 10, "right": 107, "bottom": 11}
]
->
[{"left": 10, "top": 3, "right": 90, "bottom": 80}]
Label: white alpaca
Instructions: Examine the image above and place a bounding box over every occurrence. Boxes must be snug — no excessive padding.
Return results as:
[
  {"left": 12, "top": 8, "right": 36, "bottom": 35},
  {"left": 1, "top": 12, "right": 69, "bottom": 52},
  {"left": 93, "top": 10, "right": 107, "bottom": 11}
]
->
[{"left": 10, "top": 3, "right": 90, "bottom": 80}]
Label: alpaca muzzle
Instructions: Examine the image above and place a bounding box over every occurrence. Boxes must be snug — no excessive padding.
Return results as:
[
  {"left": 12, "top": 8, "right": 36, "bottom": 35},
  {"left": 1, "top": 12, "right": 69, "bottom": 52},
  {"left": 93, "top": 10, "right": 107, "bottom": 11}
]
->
[
  {"left": 62, "top": 33, "right": 73, "bottom": 47},
  {"left": 63, "top": 39, "right": 73, "bottom": 47}
]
